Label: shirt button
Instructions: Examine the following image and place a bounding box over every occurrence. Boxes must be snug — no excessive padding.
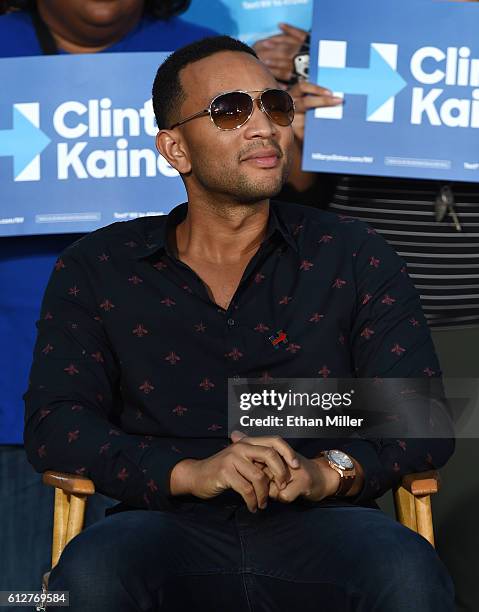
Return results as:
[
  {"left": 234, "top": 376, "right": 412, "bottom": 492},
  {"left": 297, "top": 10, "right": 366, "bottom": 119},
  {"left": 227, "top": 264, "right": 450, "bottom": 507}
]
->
[{"left": 227, "top": 318, "right": 235, "bottom": 326}]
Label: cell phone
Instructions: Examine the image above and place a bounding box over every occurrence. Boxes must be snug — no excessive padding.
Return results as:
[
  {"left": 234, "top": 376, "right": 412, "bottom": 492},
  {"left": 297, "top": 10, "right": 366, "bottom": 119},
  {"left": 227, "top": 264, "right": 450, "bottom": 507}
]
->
[{"left": 292, "top": 32, "right": 311, "bottom": 83}]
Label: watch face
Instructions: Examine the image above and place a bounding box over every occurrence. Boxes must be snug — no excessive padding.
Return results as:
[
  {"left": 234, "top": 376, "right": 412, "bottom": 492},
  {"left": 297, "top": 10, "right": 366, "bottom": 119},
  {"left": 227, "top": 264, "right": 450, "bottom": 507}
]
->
[{"left": 328, "top": 450, "right": 354, "bottom": 470}]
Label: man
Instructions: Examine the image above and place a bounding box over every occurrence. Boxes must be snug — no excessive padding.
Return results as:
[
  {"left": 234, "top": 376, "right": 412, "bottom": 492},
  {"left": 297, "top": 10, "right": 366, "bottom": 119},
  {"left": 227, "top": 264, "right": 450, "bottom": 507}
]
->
[{"left": 24, "top": 36, "right": 454, "bottom": 611}]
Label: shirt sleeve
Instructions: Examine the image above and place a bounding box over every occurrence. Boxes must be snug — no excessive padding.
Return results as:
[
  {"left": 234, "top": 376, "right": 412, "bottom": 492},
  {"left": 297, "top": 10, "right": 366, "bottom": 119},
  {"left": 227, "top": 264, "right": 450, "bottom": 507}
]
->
[
  {"left": 334, "top": 225, "right": 454, "bottom": 504},
  {"left": 23, "top": 245, "right": 206, "bottom": 511}
]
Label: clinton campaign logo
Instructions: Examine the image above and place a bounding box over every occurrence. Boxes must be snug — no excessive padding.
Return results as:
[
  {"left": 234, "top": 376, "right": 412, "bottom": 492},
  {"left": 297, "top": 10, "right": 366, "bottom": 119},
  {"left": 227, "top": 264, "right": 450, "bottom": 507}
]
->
[
  {"left": 303, "top": 0, "right": 479, "bottom": 183},
  {"left": 0, "top": 103, "right": 50, "bottom": 181},
  {"left": 0, "top": 52, "right": 188, "bottom": 236},
  {"left": 314, "top": 41, "right": 406, "bottom": 123},
  {"left": 1, "top": 96, "right": 175, "bottom": 183}
]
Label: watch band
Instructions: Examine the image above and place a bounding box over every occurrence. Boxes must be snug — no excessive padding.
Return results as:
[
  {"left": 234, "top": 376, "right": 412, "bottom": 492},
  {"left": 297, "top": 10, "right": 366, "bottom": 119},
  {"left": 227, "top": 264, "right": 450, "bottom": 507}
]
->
[{"left": 333, "top": 470, "right": 356, "bottom": 497}]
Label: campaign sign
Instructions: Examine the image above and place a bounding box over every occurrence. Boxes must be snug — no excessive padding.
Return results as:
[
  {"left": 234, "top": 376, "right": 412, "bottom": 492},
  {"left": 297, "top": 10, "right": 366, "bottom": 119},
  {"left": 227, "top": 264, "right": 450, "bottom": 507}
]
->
[
  {"left": 182, "top": 0, "right": 312, "bottom": 45},
  {"left": 0, "top": 52, "right": 186, "bottom": 237},
  {"left": 303, "top": 0, "right": 479, "bottom": 182}
]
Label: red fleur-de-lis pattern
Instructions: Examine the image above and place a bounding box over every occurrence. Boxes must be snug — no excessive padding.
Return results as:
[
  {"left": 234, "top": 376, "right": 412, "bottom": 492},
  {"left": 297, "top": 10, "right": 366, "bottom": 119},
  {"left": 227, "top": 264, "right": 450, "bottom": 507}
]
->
[
  {"left": 139, "top": 380, "right": 154, "bottom": 394},
  {"left": 225, "top": 348, "right": 243, "bottom": 361},
  {"left": 254, "top": 323, "right": 270, "bottom": 333},
  {"left": 318, "top": 365, "right": 330, "bottom": 378},
  {"left": 64, "top": 364, "right": 79, "bottom": 376},
  {"left": 132, "top": 324, "right": 148, "bottom": 337},
  {"left": 286, "top": 343, "right": 301, "bottom": 354},
  {"left": 24, "top": 202, "right": 450, "bottom": 512},
  {"left": 360, "top": 327, "right": 374, "bottom": 340},
  {"left": 100, "top": 299, "right": 115, "bottom": 312},
  {"left": 164, "top": 351, "right": 180, "bottom": 365},
  {"left": 299, "top": 260, "right": 313, "bottom": 271},
  {"left": 318, "top": 234, "right": 333, "bottom": 244},
  {"left": 173, "top": 405, "right": 187, "bottom": 416}
]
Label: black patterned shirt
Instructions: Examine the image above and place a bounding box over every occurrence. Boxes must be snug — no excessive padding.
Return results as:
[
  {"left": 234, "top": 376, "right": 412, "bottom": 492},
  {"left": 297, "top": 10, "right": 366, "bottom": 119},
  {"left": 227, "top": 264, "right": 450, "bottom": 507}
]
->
[{"left": 23, "top": 201, "right": 454, "bottom": 511}]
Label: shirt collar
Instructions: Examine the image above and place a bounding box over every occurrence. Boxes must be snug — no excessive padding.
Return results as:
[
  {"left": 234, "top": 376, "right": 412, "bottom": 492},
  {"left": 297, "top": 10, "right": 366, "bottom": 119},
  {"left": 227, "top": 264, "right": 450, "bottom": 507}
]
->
[{"left": 132, "top": 200, "right": 298, "bottom": 259}]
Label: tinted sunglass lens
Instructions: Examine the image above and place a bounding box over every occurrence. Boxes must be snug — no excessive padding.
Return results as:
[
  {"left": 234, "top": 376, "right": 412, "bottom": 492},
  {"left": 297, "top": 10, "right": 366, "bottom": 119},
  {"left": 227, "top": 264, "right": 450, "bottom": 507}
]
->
[
  {"left": 210, "top": 92, "right": 253, "bottom": 129},
  {"left": 261, "top": 90, "right": 295, "bottom": 126}
]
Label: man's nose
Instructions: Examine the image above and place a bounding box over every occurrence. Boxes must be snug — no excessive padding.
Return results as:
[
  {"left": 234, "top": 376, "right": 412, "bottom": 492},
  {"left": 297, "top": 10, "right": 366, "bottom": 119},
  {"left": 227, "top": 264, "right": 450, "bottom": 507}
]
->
[{"left": 242, "top": 98, "right": 278, "bottom": 138}]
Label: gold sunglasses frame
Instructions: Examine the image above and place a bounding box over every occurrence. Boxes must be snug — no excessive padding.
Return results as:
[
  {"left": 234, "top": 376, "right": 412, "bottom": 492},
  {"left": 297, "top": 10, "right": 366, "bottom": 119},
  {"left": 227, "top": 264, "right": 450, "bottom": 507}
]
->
[{"left": 169, "top": 88, "right": 295, "bottom": 131}]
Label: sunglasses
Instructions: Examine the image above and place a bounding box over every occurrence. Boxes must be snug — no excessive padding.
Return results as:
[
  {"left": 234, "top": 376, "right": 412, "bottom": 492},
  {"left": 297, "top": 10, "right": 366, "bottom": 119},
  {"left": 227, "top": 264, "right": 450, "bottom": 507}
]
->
[{"left": 169, "top": 88, "right": 295, "bottom": 131}]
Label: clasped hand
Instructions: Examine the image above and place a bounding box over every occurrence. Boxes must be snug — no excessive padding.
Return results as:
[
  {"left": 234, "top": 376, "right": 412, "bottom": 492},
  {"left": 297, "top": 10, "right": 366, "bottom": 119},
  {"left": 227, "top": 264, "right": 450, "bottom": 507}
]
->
[{"left": 174, "top": 430, "right": 339, "bottom": 513}]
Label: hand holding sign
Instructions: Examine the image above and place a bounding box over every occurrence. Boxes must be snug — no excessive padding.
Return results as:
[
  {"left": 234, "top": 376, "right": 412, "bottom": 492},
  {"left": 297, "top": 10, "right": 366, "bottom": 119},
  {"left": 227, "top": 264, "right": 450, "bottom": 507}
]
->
[
  {"left": 253, "top": 23, "right": 308, "bottom": 82},
  {"left": 288, "top": 81, "right": 343, "bottom": 141}
]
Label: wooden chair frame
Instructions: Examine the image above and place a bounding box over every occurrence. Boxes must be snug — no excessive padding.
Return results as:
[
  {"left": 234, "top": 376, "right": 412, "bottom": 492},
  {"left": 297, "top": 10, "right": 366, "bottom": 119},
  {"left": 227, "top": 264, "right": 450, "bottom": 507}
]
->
[{"left": 40, "top": 469, "right": 440, "bottom": 591}]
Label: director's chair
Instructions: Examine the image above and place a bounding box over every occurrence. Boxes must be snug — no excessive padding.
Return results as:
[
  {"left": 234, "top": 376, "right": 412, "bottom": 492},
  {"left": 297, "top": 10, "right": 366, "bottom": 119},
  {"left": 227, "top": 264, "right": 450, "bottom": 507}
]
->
[{"left": 38, "top": 469, "right": 440, "bottom": 598}]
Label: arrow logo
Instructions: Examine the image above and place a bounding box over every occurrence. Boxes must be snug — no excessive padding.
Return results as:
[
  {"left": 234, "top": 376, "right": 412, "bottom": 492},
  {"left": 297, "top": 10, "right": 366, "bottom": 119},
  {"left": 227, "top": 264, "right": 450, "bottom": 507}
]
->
[
  {"left": 0, "top": 104, "right": 51, "bottom": 180},
  {"left": 317, "top": 46, "right": 407, "bottom": 118}
]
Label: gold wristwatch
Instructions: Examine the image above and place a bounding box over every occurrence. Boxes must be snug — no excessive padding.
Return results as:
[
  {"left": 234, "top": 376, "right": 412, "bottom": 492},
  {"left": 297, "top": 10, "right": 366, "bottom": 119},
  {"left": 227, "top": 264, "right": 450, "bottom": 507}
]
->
[{"left": 322, "top": 450, "right": 356, "bottom": 497}]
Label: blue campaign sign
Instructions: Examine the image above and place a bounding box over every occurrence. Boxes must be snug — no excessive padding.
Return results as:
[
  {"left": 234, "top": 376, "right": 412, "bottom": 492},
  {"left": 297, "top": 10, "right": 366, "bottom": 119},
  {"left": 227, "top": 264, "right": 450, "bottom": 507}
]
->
[
  {"left": 182, "top": 0, "right": 312, "bottom": 44},
  {"left": 0, "top": 52, "right": 186, "bottom": 237},
  {"left": 303, "top": 0, "right": 479, "bottom": 182}
]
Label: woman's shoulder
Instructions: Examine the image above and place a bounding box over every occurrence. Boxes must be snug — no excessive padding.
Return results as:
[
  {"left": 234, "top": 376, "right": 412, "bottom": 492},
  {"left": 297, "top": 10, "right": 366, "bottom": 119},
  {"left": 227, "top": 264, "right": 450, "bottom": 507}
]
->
[{"left": 0, "top": 11, "right": 42, "bottom": 58}]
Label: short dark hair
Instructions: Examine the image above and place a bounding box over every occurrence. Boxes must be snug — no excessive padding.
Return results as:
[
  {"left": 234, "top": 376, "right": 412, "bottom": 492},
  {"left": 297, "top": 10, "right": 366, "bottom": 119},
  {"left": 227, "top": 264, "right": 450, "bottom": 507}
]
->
[{"left": 152, "top": 35, "right": 258, "bottom": 130}]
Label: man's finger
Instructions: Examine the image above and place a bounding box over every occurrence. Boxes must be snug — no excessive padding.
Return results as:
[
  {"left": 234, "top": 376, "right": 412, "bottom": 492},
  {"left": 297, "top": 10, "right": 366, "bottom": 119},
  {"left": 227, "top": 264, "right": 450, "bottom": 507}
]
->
[
  {"left": 262, "top": 54, "right": 297, "bottom": 67},
  {"left": 289, "top": 81, "right": 335, "bottom": 98},
  {"left": 259, "top": 46, "right": 302, "bottom": 60},
  {"left": 269, "top": 480, "right": 280, "bottom": 500},
  {"left": 241, "top": 444, "right": 291, "bottom": 489},
  {"left": 228, "top": 466, "right": 259, "bottom": 513},
  {"left": 234, "top": 458, "right": 271, "bottom": 509},
  {"left": 254, "top": 33, "right": 292, "bottom": 48},
  {"left": 278, "top": 22, "right": 308, "bottom": 42},
  {"left": 230, "top": 430, "right": 247, "bottom": 443},
  {"left": 294, "top": 95, "right": 343, "bottom": 113},
  {"left": 238, "top": 435, "right": 300, "bottom": 469},
  {"left": 277, "top": 479, "right": 302, "bottom": 503}
]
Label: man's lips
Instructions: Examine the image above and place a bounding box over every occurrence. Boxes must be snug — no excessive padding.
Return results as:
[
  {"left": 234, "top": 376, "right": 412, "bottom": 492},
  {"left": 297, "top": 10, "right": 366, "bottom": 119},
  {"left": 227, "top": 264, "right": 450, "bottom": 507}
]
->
[{"left": 241, "top": 148, "right": 281, "bottom": 168}]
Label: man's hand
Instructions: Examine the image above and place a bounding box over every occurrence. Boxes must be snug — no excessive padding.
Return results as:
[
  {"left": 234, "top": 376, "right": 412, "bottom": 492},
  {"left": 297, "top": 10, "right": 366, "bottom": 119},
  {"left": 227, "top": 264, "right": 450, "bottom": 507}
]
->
[
  {"left": 253, "top": 23, "right": 308, "bottom": 82},
  {"left": 263, "top": 455, "right": 341, "bottom": 503},
  {"left": 231, "top": 431, "right": 340, "bottom": 503},
  {"left": 169, "top": 433, "right": 299, "bottom": 513},
  {"left": 230, "top": 432, "right": 367, "bottom": 504},
  {"left": 288, "top": 81, "right": 343, "bottom": 141}
]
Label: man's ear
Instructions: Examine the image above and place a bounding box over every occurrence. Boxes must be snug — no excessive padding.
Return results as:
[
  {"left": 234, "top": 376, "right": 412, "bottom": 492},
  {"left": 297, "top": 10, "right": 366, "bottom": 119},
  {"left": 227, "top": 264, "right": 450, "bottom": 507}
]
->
[{"left": 155, "top": 129, "right": 192, "bottom": 174}]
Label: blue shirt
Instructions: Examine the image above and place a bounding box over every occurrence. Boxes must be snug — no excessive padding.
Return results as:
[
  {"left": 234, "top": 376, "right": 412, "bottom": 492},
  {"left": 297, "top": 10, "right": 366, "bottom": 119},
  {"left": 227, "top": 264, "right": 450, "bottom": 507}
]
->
[
  {"left": 0, "top": 10, "right": 216, "bottom": 443},
  {"left": 23, "top": 200, "right": 453, "bottom": 510}
]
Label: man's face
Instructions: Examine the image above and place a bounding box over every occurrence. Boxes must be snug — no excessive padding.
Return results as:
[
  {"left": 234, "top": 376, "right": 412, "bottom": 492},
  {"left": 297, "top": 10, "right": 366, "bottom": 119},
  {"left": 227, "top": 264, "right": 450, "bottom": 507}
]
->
[{"left": 173, "top": 51, "right": 295, "bottom": 205}]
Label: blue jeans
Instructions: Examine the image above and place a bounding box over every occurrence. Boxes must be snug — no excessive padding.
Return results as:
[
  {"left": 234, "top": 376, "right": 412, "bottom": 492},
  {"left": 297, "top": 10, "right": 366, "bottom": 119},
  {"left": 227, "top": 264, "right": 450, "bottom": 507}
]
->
[{"left": 48, "top": 500, "right": 454, "bottom": 611}]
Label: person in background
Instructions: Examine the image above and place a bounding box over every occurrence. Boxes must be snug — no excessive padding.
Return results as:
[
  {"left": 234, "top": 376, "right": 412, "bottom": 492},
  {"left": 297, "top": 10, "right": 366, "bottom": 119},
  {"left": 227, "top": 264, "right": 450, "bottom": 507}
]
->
[
  {"left": 253, "top": 6, "right": 479, "bottom": 330},
  {"left": 0, "top": 0, "right": 216, "bottom": 593},
  {"left": 0, "top": 0, "right": 216, "bottom": 446},
  {"left": 253, "top": 23, "right": 343, "bottom": 203},
  {"left": 254, "top": 11, "right": 479, "bottom": 611}
]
